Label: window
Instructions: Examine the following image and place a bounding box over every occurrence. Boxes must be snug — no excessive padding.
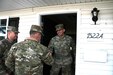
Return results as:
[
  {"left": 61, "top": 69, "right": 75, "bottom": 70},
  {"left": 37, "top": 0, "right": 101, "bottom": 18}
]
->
[{"left": 0, "top": 17, "right": 8, "bottom": 40}]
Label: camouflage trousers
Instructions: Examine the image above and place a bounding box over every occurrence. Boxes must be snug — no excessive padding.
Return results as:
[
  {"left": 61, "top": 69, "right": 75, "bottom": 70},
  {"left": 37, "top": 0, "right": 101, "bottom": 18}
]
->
[
  {"left": 0, "top": 65, "right": 7, "bottom": 75},
  {"left": 0, "top": 69, "right": 9, "bottom": 75},
  {"left": 0, "top": 65, "right": 13, "bottom": 75},
  {"left": 50, "top": 63, "right": 71, "bottom": 75}
]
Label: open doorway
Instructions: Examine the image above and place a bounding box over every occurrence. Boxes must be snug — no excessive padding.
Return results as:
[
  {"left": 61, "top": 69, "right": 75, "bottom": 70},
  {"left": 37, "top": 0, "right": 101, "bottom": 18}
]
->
[{"left": 41, "top": 13, "right": 77, "bottom": 75}]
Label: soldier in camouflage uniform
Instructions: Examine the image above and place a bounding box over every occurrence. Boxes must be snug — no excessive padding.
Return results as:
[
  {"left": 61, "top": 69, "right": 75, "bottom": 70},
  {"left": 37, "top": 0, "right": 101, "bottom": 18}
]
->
[
  {"left": 5, "top": 25, "right": 54, "bottom": 75},
  {"left": 48, "top": 24, "right": 75, "bottom": 75},
  {"left": 0, "top": 26, "right": 19, "bottom": 75}
]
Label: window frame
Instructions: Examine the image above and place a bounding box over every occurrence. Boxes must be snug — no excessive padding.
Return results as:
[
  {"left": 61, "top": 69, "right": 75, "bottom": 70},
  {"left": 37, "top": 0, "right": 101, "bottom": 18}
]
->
[{"left": 0, "top": 16, "right": 9, "bottom": 40}]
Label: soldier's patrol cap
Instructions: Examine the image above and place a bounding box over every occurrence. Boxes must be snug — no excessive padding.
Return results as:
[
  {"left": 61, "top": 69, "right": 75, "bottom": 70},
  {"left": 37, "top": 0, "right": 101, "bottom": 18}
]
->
[
  {"left": 7, "top": 26, "right": 19, "bottom": 33},
  {"left": 55, "top": 24, "right": 64, "bottom": 31},
  {"left": 30, "top": 25, "right": 43, "bottom": 35}
]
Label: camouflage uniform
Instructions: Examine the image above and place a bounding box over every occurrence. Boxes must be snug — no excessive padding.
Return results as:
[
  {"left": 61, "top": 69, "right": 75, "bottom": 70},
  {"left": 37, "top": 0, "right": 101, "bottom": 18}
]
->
[
  {"left": 0, "top": 26, "right": 19, "bottom": 75},
  {"left": 48, "top": 24, "right": 75, "bottom": 75},
  {"left": 5, "top": 25, "right": 53, "bottom": 75},
  {"left": 0, "top": 39, "right": 13, "bottom": 75}
]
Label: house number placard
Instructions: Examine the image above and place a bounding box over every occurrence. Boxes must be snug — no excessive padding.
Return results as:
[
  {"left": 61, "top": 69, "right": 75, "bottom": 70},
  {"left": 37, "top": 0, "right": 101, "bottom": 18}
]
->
[{"left": 87, "top": 33, "right": 103, "bottom": 39}]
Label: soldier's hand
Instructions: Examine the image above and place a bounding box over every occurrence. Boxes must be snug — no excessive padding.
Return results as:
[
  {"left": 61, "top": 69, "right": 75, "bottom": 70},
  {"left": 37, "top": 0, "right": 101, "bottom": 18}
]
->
[{"left": 46, "top": 52, "right": 52, "bottom": 57}]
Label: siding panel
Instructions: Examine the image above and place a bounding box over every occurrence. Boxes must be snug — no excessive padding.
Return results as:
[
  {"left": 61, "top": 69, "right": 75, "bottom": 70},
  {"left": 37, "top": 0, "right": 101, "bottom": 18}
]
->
[
  {"left": 18, "top": 14, "right": 39, "bottom": 42},
  {"left": 76, "top": 1, "right": 113, "bottom": 75}
]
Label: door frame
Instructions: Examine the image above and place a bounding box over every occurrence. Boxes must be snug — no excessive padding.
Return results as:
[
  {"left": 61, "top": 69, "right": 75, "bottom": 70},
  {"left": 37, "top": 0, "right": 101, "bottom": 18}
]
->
[{"left": 37, "top": 9, "right": 81, "bottom": 74}]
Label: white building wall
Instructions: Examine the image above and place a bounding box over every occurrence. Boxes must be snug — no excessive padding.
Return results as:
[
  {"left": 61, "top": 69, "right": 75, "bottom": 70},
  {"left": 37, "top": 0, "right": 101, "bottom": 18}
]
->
[
  {"left": 0, "top": 1, "right": 113, "bottom": 75},
  {"left": 76, "top": 2, "right": 113, "bottom": 75},
  {"left": 18, "top": 14, "right": 40, "bottom": 42}
]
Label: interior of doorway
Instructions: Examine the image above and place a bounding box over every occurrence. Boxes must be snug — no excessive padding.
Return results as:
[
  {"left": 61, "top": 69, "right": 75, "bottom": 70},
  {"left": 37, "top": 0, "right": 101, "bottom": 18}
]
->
[{"left": 41, "top": 13, "right": 77, "bottom": 75}]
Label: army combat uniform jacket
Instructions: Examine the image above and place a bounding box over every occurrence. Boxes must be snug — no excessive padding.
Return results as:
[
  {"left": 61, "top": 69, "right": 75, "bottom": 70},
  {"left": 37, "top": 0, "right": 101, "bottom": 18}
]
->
[
  {"left": 0, "top": 39, "right": 13, "bottom": 74},
  {"left": 5, "top": 39, "right": 53, "bottom": 75},
  {"left": 48, "top": 35, "right": 75, "bottom": 65}
]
